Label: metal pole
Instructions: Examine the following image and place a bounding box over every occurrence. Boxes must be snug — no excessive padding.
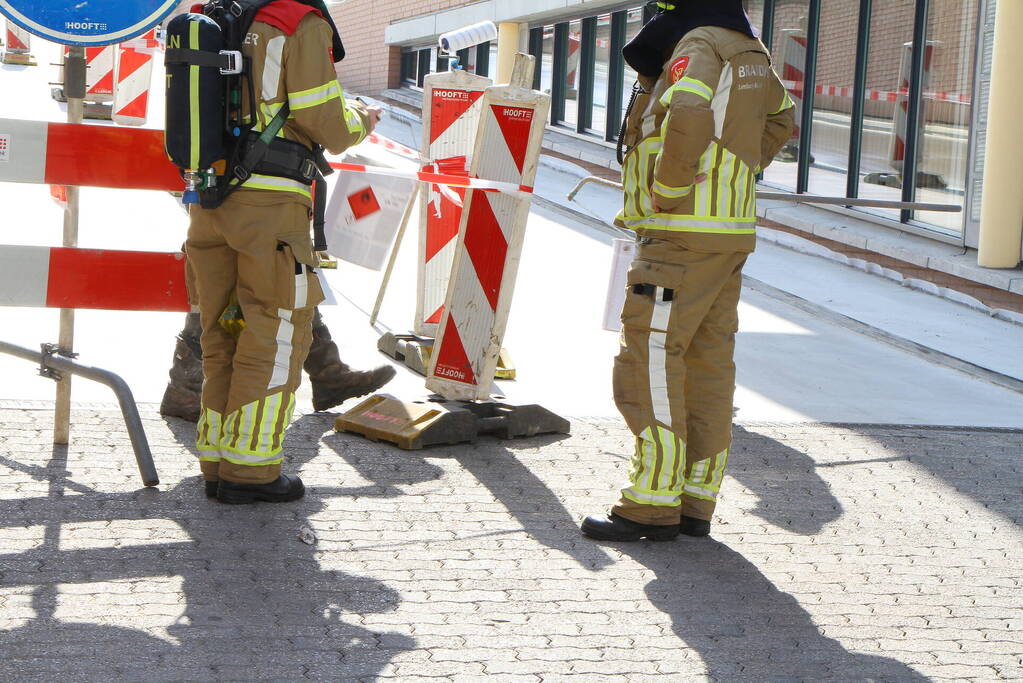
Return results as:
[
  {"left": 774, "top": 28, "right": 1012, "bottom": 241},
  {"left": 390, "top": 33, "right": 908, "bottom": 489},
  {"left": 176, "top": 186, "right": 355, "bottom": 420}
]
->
[
  {"left": 846, "top": 0, "right": 872, "bottom": 200},
  {"left": 565, "top": 176, "right": 961, "bottom": 213},
  {"left": 370, "top": 184, "right": 421, "bottom": 328},
  {"left": 54, "top": 46, "right": 86, "bottom": 445},
  {"left": 577, "top": 16, "right": 597, "bottom": 134},
  {"left": 901, "top": 0, "right": 931, "bottom": 223},
  {"left": 796, "top": 0, "right": 822, "bottom": 194}
]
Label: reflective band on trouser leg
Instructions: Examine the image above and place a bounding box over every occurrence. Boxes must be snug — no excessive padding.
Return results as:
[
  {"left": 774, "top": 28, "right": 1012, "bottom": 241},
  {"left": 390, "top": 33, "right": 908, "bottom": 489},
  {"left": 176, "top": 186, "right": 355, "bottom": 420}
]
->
[
  {"left": 620, "top": 426, "right": 686, "bottom": 507},
  {"left": 683, "top": 448, "right": 729, "bottom": 503},
  {"left": 196, "top": 407, "right": 223, "bottom": 462},
  {"left": 219, "top": 391, "right": 297, "bottom": 465},
  {"left": 619, "top": 286, "right": 686, "bottom": 512}
]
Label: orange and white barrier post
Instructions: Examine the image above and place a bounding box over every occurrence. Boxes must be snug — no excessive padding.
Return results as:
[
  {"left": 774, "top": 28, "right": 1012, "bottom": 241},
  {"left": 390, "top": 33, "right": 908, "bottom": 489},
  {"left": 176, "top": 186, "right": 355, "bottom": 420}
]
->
[
  {"left": 889, "top": 40, "right": 936, "bottom": 173},
  {"left": 2, "top": 20, "right": 36, "bottom": 66},
  {"left": 780, "top": 28, "right": 806, "bottom": 148},
  {"left": 425, "top": 54, "right": 550, "bottom": 401},
  {"left": 415, "top": 69, "right": 492, "bottom": 337},
  {"left": 113, "top": 31, "right": 157, "bottom": 126}
]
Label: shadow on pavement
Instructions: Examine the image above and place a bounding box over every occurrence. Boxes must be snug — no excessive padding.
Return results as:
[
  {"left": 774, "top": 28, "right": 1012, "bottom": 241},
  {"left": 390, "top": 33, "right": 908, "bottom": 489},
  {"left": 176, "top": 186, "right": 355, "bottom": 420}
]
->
[
  {"left": 449, "top": 435, "right": 615, "bottom": 571},
  {"left": 728, "top": 425, "right": 844, "bottom": 534},
  {"left": 0, "top": 433, "right": 415, "bottom": 680},
  {"left": 619, "top": 538, "right": 929, "bottom": 680}
]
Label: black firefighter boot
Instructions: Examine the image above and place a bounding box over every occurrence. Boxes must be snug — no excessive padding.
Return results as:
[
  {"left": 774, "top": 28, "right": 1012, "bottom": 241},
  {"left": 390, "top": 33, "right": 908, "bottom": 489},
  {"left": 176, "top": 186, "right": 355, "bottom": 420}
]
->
[
  {"left": 160, "top": 312, "right": 203, "bottom": 423},
  {"left": 305, "top": 310, "right": 396, "bottom": 412}
]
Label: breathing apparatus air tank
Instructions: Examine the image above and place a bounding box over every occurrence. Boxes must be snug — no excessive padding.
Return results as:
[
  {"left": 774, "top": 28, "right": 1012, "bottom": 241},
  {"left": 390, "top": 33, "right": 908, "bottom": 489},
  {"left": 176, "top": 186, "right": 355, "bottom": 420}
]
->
[{"left": 165, "top": 13, "right": 227, "bottom": 204}]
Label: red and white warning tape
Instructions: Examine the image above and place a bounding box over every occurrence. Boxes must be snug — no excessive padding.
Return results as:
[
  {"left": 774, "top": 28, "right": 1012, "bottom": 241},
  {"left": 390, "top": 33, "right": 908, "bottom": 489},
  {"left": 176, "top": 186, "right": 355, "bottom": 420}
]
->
[
  {"left": 782, "top": 80, "right": 970, "bottom": 105},
  {"left": 329, "top": 159, "right": 535, "bottom": 197}
]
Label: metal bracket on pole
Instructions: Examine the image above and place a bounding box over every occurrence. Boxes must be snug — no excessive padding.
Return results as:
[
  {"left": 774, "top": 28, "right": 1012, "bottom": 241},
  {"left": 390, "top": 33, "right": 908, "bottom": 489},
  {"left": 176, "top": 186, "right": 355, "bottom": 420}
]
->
[
  {"left": 0, "top": 340, "right": 159, "bottom": 487},
  {"left": 38, "top": 343, "right": 79, "bottom": 382}
]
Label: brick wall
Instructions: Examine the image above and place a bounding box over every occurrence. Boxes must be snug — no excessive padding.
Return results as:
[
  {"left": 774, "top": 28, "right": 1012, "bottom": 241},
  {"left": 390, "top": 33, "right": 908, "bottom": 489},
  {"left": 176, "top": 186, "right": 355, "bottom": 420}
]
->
[{"left": 329, "top": 0, "right": 468, "bottom": 96}]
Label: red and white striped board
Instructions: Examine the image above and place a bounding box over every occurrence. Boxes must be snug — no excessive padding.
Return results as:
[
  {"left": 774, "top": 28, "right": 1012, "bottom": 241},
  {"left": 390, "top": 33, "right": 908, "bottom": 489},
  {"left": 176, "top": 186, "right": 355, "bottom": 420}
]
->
[
  {"left": 113, "top": 33, "right": 156, "bottom": 126},
  {"left": 86, "top": 45, "right": 116, "bottom": 101},
  {"left": 780, "top": 29, "right": 806, "bottom": 143},
  {"left": 0, "top": 245, "right": 189, "bottom": 312},
  {"left": 415, "top": 69, "right": 492, "bottom": 337},
  {"left": 4, "top": 20, "right": 30, "bottom": 53},
  {"left": 889, "top": 41, "right": 935, "bottom": 172},
  {"left": 425, "top": 54, "right": 550, "bottom": 401},
  {"left": 2, "top": 20, "right": 34, "bottom": 65},
  {"left": 0, "top": 118, "right": 181, "bottom": 191}
]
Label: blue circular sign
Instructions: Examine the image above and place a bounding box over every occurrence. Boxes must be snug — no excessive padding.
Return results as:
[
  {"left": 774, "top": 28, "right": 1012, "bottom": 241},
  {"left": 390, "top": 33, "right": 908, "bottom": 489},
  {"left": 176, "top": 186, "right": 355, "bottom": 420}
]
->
[{"left": 0, "top": 0, "right": 180, "bottom": 46}]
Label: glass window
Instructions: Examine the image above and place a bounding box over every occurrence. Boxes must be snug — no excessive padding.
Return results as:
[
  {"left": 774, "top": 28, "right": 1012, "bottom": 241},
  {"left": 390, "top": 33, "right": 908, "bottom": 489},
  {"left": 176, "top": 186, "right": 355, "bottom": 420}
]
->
[
  {"left": 621, "top": 8, "right": 645, "bottom": 119},
  {"left": 401, "top": 50, "right": 417, "bottom": 85},
  {"left": 761, "top": 0, "right": 810, "bottom": 191},
  {"left": 852, "top": 3, "right": 916, "bottom": 222},
  {"left": 913, "top": 0, "right": 977, "bottom": 235},
  {"left": 806, "top": 0, "right": 859, "bottom": 197}
]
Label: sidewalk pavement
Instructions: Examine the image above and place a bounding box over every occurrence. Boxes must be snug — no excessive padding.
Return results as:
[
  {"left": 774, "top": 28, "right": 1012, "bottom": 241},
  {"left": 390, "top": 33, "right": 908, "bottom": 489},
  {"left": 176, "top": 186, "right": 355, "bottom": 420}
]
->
[{"left": 1, "top": 408, "right": 1021, "bottom": 681}]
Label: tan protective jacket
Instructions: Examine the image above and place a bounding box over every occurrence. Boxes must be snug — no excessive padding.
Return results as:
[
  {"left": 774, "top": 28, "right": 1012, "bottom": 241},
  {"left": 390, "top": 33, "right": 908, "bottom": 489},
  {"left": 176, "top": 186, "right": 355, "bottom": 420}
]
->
[
  {"left": 616, "top": 26, "right": 795, "bottom": 252},
  {"left": 238, "top": 12, "right": 370, "bottom": 205}
]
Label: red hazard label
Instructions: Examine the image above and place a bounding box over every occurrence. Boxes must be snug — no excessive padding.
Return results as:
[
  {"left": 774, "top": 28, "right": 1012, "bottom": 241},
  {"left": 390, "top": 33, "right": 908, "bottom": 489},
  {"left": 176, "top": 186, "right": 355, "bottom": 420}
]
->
[
  {"left": 670, "top": 56, "right": 690, "bottom": 82},
  {"left": 348, "top": 187, "right": 381, "bottom": 220}
]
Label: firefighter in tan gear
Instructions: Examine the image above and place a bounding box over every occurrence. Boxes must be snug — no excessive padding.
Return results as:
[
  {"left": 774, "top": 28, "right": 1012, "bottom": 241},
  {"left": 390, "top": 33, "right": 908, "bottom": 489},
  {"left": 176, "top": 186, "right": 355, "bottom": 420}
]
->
[
  {"left": 582, "top": 0, "right": 795, "bottom": 540},
  {"left": 185, "top": 1, "right": 376, "bottom": 504}
]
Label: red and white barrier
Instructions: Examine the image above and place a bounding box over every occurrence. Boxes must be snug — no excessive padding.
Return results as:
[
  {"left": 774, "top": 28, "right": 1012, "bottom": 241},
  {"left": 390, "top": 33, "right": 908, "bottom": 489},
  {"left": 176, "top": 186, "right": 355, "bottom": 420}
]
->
[
  {"left": 3, "top": 21, "right": 35, "bottom": 65},
  {"left": 780, "top": 29, "right": 807, "bottom": 143},
  {"left": 112, "top": 36, "right": 156, "bottom": 126},
  {"left": 0, "top": 118, "right": 182, "bottom": 191},
  {"left": 425, "top": 57, "right": 551, "bottom": 401},
  {"left": 566, "top": 36, "right": 581, "bottom": 93},
  {"left": 415, "top": 70, "right": 492, "bottom": 336},
  {"left": 890, "top": 41, "right": 936, "bottom": 172},
  {"left": 4, "top": 21, "right": 30, "bottom": 53},
  {"left": 85, "top": 45, "right": 116, "bottom": 101},
  {"left": 0, "top": 245, "right": 189, "bottom": 312},
  {"left": 0, "top": 117, "right": 525, "bottom": 198}
]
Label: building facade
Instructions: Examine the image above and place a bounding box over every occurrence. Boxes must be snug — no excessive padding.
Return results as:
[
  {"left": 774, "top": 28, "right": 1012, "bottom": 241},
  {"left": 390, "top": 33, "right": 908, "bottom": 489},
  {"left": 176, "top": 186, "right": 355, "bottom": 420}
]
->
[{"left": 329, "top": 0, "right": 1017, "bottom": 267}]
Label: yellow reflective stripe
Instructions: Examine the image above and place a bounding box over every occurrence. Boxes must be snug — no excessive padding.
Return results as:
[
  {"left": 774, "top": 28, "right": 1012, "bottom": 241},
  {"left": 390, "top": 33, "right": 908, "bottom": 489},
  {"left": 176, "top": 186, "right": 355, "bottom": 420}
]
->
[
  {"left": 621, "top": 487, "right": 681, "bottom": 506},
  {"left": 772, "top": 90, "right": 796, "bottom": 115},
  {"left": 684, "top": 449, "right": 729, "bottom": 501},
  {"left": 652, "top": 179, "right": 693, "bottom": 199},
  {"left": 288, "top": 80, "right": 342, "bottom": 110},
  {"left": 345, "top": 107, "right": 367, "bottom": 144},
  {"left": 659, "top": 76, "right": 713, "bottom": 106},
  {"left": 196, "top": 408, "right": 223, "bottom": 452},
  {"left": 217, "top": 393, "right": 296, "bottom": 462},
  {"left": 242, "top": 173, "right": 313, "bottom": 199},
  {"left": 189, "top": 20, "right": 200, "bottom": 169},
  {"left": 624, "top": 427, "right": 686, "bottom": 506}
]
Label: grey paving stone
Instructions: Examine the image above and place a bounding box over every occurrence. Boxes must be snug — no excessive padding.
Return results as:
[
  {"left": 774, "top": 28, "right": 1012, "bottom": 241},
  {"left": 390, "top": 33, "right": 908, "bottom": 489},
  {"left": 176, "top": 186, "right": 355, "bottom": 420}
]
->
[{"left": 0, "top": 410, "right": 1021, "bottom": 681}]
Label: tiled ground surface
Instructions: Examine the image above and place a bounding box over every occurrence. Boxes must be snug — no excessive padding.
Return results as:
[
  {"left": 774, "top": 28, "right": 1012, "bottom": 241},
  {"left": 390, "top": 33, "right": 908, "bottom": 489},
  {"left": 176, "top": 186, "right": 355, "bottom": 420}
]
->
[{"left": 1, "top": 409, "right": 1021, "bottom": 681}]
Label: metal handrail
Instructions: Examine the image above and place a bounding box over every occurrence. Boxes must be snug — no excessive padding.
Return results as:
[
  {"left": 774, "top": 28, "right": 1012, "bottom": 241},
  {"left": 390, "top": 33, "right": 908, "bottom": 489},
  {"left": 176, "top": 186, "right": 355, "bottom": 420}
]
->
[
  {"left": 566, "top": 175, "right": 963, "bottom": 213},
  {"left": 0, "top": 340, "right": 159, "bottom": 487}
]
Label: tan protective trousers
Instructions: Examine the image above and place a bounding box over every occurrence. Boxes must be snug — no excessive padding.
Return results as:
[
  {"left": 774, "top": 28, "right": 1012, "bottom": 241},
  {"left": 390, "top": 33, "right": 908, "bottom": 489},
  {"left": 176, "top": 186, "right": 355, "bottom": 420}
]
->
[
  {"left": 612, "top": 235, "right": 748, "bottom": 525},
  {"left": 185, "top": 194, "right": 324, "bottom": 485}
]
